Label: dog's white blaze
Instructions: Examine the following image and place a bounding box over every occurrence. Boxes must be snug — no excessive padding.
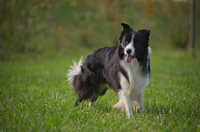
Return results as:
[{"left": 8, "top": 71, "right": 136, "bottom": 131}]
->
[
  {"left": 67, "top": 57, "right": 83, "bottom": 87},
  {"left": 117, "top": 53, "right": 150, "bottom": 118},
  {"left": 124, "top": 34, "right": 135, "bottom": 56}
]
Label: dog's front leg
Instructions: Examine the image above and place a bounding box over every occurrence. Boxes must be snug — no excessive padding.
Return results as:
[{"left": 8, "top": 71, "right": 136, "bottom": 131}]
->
[
  {"left": 118, "top": 90, "right": 133, "bottom": 118},
  {"left": 135, "top": 90, "right": 144, "bottom": 113}
]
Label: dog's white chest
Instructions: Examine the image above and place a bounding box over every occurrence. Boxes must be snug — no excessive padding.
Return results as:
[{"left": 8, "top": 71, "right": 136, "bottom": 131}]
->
[{"left": 119, "top": 59, "right": 149, "bottom": 93}]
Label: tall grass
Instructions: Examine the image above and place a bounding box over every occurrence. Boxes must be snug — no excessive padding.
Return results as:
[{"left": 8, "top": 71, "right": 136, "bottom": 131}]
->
[{"left": 0, "top": 49, "right": 199, "bottom": 131}]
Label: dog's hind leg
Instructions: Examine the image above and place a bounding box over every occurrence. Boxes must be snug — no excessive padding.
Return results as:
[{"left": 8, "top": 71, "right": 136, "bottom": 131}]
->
[
  {"left": 88, "top": 86, "right": 108, "bottom": 107},
  {"left": 74, "top": 97, "right": 83, "bottom": 107},
  {"left": 88, "top": 96, "right": 97, "bottom": 107},
  {"left": 88, "top": 91, "right": 105, "bottom": 107}
]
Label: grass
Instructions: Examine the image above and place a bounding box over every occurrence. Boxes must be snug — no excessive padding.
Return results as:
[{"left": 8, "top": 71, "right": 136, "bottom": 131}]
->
[{"left": 0, "top": 49, "right": 200, "bottom": 132}]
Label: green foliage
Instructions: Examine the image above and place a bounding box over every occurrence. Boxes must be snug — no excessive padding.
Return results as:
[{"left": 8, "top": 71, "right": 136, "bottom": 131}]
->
[
  {"left": 0, "top": 1, "right": 200, "bottom": 59},
  {"left": 0, "top": 49, "right": 200, "bottom": 131},
  {"left": 167, "top": 1, "right": 190, "bottom": 48}
]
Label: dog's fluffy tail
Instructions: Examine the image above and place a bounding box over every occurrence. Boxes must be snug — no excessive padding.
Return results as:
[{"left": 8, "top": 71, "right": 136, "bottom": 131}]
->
[{"left": 67, "top": 57, "right": 83, "bottom": 87}]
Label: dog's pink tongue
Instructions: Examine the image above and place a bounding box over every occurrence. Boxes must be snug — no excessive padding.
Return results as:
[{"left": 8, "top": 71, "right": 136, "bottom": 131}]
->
[{"left": 125, "top": 55, "right": 132, "bottom": 63}]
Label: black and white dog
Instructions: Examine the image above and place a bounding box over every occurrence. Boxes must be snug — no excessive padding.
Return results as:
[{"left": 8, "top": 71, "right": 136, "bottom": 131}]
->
[{"left": 67, "top": 23, "right": 151, "bottom": 118}]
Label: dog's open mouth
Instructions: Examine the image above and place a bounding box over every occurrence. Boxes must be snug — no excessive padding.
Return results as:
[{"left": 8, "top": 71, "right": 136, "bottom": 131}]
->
[{"left": 125, "top": 55, "right": 133, "bottom": 63}]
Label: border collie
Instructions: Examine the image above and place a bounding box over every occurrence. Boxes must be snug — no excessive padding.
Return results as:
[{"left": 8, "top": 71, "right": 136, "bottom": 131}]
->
[{"left": 67, "top": 23, "right": 151, "bottom": 118}]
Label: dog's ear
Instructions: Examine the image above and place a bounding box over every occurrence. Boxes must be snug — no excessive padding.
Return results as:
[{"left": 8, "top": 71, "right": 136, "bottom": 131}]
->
[
  {"left": 119, "top": 23, "right": 131, "bottom": 44},
  {"left": 137, "top": 29, "right": 150, "bottom": 47},
  {"left": 121, "top": 23, "right": 131, "bottom": 30},
  {"left": 140, "top": 29, "right": 151, "bottom": 37},
  {"left": 119, "top": 23, "right": 134, "bottom": 45}
]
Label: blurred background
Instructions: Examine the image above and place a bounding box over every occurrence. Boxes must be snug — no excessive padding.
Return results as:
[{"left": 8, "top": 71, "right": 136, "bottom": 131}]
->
[{"left": 0, "top": 0, "right": 199, "bottom": 59}]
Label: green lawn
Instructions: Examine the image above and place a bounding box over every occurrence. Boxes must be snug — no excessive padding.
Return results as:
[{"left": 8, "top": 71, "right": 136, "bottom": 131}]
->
[{"left": 0, "top": 49, "right": 200, "bottom": 132}]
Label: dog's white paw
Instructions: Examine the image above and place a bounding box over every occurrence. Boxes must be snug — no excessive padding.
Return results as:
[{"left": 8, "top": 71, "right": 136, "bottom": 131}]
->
[
  {"left": 127, "top": 113, "right": 134, "bottom": 119},
  {"left": 88, "top": 101, "right": 94, "bottom": 107},
  {"left": 113, "top": 101, "right": 125, "bottom": 112},
  {"left": 137, "top": 107, "right": 144, "bottom": 113}
]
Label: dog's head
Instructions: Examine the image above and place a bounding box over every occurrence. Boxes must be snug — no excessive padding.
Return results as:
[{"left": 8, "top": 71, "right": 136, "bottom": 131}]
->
[{"left": 119, "top": 23, "right": 150, "bottom": 63}]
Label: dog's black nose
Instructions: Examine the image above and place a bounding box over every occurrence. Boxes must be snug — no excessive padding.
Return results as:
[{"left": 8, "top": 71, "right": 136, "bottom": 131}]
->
[{"left": 126, "top": 49, "right": 132, "bottom": 54}]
